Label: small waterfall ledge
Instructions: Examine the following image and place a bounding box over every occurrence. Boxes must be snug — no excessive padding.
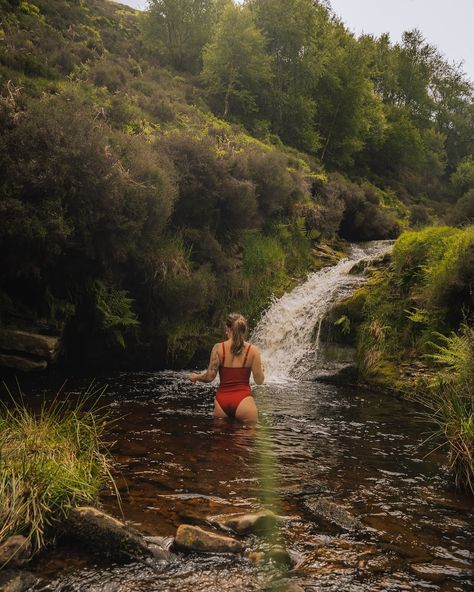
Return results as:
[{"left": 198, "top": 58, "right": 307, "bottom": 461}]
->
[{"left": 252, "top": 241, "right": 392, "bottom": 383}]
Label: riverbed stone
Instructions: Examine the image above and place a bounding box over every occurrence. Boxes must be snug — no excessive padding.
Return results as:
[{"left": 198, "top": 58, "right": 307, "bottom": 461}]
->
[
  {"left": 173, "top": 524, "right": 243, "bottom": 554},
  {"left": 265, "top": 545, "right": 295, "bottom": 567},
  {"left": 144, "top": 536, "right": 174, "bottom": 561},
  {"left": 0, "top": 353, "right": 48, "bottom": 372},
  {"left": 207, "top": 509, "right": 277, "bottom": 535},
  {"left": 303, "top": 497, "right": 364, "bottom": 533},
  {"left": 62, "top": 507, "right": 153, "bottom": 561},
  {"left": 0, "top": 570, "right": 37, "bottom": 592},
  {"left": 0, "top": 536, "right": 31, "bottom": 567}
]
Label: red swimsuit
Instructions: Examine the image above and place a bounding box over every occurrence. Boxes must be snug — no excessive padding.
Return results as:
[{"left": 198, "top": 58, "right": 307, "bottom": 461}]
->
[{"left": 215, "top": 342, "right": 253, "bottom": 418}]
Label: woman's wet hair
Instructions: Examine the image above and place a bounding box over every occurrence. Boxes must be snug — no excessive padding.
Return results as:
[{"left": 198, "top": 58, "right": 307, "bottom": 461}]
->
[{"left": 226, "top": 313, "right": 248, "bottom": 356}]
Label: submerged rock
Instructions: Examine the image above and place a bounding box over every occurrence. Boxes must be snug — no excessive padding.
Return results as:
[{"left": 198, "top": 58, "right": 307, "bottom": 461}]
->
[
  {"left": 0, "top": 536, "right": 31, "bottom": 568},
  {"left": 303, "top": 497, "right": 364, "bottom": 533},
  {"left": 173, "top": 524, "right": 243, "bottom": 554},
  {"left": 62, "top": 507, "right": 153, "bottom": 561},
  {"left": 0, "top": 570, "right": 37, "bottom": 592},
  {"left": 207, "top": 509, "right": 277, "bottom": 535},
  {"left": 265, "top": 545, "right": 294, "bottom": 567},
  {"left": 143, "top": 536, "right": 174, "bottom": 561}
]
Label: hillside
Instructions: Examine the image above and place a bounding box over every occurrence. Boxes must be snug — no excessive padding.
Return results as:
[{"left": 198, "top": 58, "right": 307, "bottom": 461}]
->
[{"left": 0, "top": 0, "right": 472, "bottom": 370}]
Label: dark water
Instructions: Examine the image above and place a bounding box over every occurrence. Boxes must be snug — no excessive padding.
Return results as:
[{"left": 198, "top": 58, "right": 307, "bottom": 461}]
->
[{"left": 17, "top": 371, "right": 474, "bottom": 591}]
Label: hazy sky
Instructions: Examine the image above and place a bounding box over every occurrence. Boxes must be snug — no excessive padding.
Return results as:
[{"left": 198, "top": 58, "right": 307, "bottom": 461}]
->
[{"left": 121, "top": 0, "right": 474, "bottom": 83}]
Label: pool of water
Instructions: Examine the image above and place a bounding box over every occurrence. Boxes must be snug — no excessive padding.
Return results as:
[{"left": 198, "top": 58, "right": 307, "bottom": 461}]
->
[{"left": 16, "top": 371, "right": 474, "bottom": 591}]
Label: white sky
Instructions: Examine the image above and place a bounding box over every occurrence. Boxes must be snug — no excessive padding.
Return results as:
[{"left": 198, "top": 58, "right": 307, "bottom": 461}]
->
[{"left": 120, "top": 0, "right": 474, "bottom": 83}]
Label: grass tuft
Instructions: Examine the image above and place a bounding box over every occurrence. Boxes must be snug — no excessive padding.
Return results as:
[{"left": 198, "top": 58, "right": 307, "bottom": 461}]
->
[{"left": 0, "top": 382, "right": 116, "bottom": 558}]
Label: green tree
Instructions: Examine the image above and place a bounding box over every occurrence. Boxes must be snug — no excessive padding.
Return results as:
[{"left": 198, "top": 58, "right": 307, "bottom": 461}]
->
[
  {"left": 316, "top": 28, "right": 386, "bottom": 168},
  {"left": 247, "top": 0, "right": 328, "bottom": 151},
  {"left": 143, "top": 0, "right": 217, "bottom": 73},
  {"left": 202, "top": 3, "right": 271, "bottom": 121}
]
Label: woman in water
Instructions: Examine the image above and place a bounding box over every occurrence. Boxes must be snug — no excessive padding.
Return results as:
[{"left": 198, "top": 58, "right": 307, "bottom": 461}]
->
[{"left": 189, "top": 313, "right": 264, "bottom": 423}]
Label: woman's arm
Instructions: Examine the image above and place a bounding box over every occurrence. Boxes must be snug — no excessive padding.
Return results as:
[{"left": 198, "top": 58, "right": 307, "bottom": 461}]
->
[
  {"left": 251, "top": 347, "right": 265, "bottom": 385},
  {"left": 189, "top": 344, "right": 220, "bottom": 383}
]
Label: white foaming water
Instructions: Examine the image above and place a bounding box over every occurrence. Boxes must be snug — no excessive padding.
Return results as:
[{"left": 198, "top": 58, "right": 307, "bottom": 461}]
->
[{"left": 252, "top": 242, "right": 392, "bottom": 383}]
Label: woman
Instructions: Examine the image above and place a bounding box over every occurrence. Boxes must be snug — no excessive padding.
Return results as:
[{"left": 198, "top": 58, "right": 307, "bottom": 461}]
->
[{"left": 189, "top": 313, "right": 264, "bottom": 423}]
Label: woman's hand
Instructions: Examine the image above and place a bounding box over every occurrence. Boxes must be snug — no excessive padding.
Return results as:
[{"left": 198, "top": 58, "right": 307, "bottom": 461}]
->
[{"left": 189, "top": 373, "right": 199, "bottom": 383}]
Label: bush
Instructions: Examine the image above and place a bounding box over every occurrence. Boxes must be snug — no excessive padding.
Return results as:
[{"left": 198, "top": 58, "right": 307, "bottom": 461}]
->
[
  {"left": 449, "top": 189, "right": 474, "bottom": 226},
  {"left": 232, "top": 149, "right": 306, "bottom": 223},
  {"left": 161, "top": 133, "right": 223, "bottom": 230},
  {"left": 326, "top": 175, "right": 400, "bottom": 241}
]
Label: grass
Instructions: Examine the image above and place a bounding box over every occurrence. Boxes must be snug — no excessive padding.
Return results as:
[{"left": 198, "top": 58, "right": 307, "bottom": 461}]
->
[
  {"left": 0, "top": 382, "right": 116, "bottom": 560},
  {"left": 414, "top": 324, "right": 474, "bottom": 493}
]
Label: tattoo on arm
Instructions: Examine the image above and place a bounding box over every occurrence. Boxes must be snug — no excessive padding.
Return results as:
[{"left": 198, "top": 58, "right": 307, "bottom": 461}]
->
[{"left": 208, "top": 346, "right": 219, "bottom": 377}]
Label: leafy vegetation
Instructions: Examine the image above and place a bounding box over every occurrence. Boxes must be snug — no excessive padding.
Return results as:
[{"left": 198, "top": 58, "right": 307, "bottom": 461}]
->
[
  {"left": 333, "top": 227, "right": 474, "bottom": 491},
  {"left": 0, "top": 385, "right": 115, "bottom": 556},
  {"left": 0, "top": 0, "right": 472, "bottom": 369}
]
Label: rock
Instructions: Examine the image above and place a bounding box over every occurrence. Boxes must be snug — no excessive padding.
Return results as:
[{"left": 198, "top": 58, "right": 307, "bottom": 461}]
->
[
  {"left": 173, "top": 524, "right": 243, "bottom": 554},
  {"left": 0, "top": 570, "right": 37, "bottom": 592},
  {"left": 208, "top": 510, "right": 277, "bottom": 535},
  {"left": 286, "top": 584, "right": 305, "bottom": 592},
  {"left": 62, "top": 507, "right": 153, "bottom": 561},
  {"left": 144, "top": 536, "right": 174, "bottom": 561},
  {"left": 410, "top": 562, "right": 465, "bottom": 584},
  {"left": 0, "top": 353, "right": 47, "bottom": 372},
  {"left": 247, "top": 550, "right": 266, "bottom": 563},
  {"left": 0, "top": 536, "right": 31, "bottom": 568},
  {"left": 0, "top": 330, "right": 60, "bottom": 362},
  {"left": 265, "top": 545, "right": 294, "bottom": 567},
  {"left": 303, "top": 497, "right": 364, "bottom": 533}
]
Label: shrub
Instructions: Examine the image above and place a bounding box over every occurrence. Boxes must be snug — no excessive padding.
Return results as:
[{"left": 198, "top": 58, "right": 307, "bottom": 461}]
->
[
  {"left": 161, "top": 133, "right": 222, "bottom": 230},
  {"left": 449, "top": 189, "right": 474, "bottom": 227},
  {"left": 451, "top": 157, "right": 474, "bottom": 196}
]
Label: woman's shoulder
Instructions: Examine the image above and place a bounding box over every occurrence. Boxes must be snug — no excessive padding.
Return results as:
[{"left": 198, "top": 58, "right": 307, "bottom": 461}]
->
[{"left": 246, "top": 342, "right": 260, "bottom": 354}]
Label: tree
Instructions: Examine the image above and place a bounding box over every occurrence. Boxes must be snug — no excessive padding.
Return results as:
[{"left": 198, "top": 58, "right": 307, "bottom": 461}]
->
[
  {"left": 247, "top": 0, "right": 328, "bottom": 151},
  {"left": 143, "top": 0, "right": 217, "bottom": 73},
  {"left": 202, "top": 3, "right": 271, "bottom": 121},
  {"left": 315, "top": 27, "right": 386, "bottom": 168}
]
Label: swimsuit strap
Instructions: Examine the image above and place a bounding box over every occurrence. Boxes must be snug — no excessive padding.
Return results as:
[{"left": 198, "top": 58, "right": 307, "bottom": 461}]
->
[
  {"left": 242, "top": 344, "right": 251, "bottom": 367},
  {"left": 221, "top": 341, "right": 226, "bottom": 366}
]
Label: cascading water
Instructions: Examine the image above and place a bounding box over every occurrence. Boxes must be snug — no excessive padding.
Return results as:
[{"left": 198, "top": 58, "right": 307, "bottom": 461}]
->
[{"left": 252, "top": 241, "right": 392, "bottom": 382}]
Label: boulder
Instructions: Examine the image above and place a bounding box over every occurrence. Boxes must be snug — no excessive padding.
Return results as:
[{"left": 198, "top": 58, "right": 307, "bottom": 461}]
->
[
  {"left": 62, "top": 507, "right": 153, "bottom": 561},
  {"left": 0, "top": 536, "right": 31, "bottom": 568},
  {"left": 208, "top": 509, "right": 277, "bottom": 535},
  {"left": 143, "top": 536, "right": 174, "bottom": 561},
  {"left": 303, "top": 497, "right": 364, "bottom": 533},
  {"left": 0, "top": 571, "right": 37, "bottom": 592},
  {"left": 265, "top": 545, "right": 300, "bottom": 568},
  {"left": 0, "top": 330, "right": 60, "bottom": 362},
  {"left": 0, "top": 354, "right": 47, "bottom": 372},
  {"left": 173, "top": 525, "right": 243, "bottom": 554}
]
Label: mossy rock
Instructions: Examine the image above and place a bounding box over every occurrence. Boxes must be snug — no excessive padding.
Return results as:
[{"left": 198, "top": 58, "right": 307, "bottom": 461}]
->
[
  {"left": 318, "top": 287, "right": 369, "bottom": 346},
  {"left": 361, "top": 359, "right": 400, "bottom": 389}
]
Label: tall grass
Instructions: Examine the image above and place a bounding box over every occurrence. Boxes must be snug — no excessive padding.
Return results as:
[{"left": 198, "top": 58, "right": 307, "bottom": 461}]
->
[
  {"left": 0, "top": 383, "right": 116, "bottom": 558},
  {"left": 417, "top": 324, "right": 474, "bottom": 492}
]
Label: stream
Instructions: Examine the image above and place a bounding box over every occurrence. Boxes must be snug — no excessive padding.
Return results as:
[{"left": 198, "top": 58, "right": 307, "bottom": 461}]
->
[{"left": 17, "top": 243, "right": 474, "bottom": 591}]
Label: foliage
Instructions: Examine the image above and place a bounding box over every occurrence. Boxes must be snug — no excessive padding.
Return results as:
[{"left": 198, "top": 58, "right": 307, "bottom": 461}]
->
[
  {"left": 0, "top": 0, "right": 473, "bottom": 370},
  {"left": 0, "top": 385, "right": 115, "bottom": 556},
  {"left": 143, "top": 0, "right": 217, "bottom": 73},
  {"left": 449, "top": 189, "right": 474, "bottom": 227},
  {"left": 202, "top": 3, "right": 271, "bottom": 121},
  {"left": 415, "top": 324, "right": 474, "bottom": 492}
]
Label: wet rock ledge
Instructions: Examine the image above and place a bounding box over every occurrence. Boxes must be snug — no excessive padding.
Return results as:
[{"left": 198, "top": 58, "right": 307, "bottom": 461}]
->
[{"left": 0, "top": 328, "right": 61, "bottom": 372}]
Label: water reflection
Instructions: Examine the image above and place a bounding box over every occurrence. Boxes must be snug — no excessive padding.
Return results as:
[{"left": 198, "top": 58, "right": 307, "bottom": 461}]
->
[{"left": 8, "top": 371, "right": 473, "bottom": 591}]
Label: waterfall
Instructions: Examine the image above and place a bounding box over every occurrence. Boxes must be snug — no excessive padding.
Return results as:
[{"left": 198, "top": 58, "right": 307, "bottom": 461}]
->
[{"left": 252, "top": 241, "right": 392, "bottom": 383}]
